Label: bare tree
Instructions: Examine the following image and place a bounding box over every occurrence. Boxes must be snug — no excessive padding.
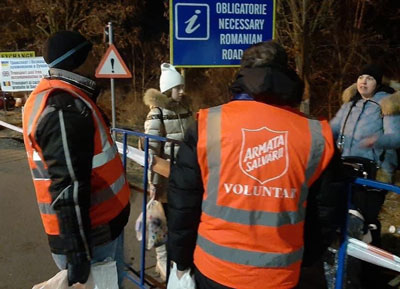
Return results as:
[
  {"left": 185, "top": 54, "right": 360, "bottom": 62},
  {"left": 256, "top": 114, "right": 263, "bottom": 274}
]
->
[
  {"left": 311, "top": 0, "right": 385, "bottom": 118},
  {"left": 275, "top": 0, "right": 393, "bottom": 118},
  {"left": 27, "top": 0, "right": 100, "bottom": 36},
  {"left": 276, "top": 0, "right": 336, "bottom": 113}
]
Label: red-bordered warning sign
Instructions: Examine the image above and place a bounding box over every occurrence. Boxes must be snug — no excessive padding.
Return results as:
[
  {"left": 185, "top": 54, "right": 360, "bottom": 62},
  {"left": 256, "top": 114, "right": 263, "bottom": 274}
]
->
[{"left": 95, "top": 44, "right": 132, "bottom": 78}]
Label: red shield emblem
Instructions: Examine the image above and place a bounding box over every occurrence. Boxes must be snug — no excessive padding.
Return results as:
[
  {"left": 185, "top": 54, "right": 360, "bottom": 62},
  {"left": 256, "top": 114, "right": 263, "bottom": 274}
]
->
[{"left": 239, "top": 127, "right": 288, "bottom": 184}]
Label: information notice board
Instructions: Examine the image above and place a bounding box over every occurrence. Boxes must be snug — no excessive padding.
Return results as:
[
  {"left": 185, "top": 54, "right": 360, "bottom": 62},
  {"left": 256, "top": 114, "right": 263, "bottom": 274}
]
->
[{"left": 0, "top": 57, "right": 49, "bottom": 92}]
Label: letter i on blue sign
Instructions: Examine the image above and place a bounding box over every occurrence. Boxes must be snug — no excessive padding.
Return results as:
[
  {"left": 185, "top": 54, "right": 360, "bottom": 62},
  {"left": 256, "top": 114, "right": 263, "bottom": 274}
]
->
[{"left": 175, "top": 3, "right": 209, "bottom": 40}]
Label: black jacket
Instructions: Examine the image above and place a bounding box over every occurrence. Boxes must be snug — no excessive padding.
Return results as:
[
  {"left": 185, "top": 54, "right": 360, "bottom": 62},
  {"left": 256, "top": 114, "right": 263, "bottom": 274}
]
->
[
  {"left": 167, "top": 108, "right": 347, "bottom": 271},
  {"left": 34, "top": 69, "right": 129, "bottom": 257}
]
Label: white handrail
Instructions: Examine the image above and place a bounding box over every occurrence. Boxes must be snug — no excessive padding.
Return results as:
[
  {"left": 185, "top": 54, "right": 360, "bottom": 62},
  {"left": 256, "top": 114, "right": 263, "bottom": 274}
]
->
[
  {"left": 0, "top": 120, "right": 23, "bottom": 133},
  {"left": 0, "top": 121, "right": 147, "bottom": 167},
  {"left": 347, "top": 237, "right": 400, "bottom": 272}
]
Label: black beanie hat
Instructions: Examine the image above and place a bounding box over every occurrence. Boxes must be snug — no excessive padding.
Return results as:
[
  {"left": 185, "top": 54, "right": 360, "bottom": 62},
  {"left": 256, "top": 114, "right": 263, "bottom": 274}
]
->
[
  {"left": 358, "top": 64, "right": 383, "bottom": 85},
  {"left": 43, "top": 31, "right": 92, "bottom": 71}
]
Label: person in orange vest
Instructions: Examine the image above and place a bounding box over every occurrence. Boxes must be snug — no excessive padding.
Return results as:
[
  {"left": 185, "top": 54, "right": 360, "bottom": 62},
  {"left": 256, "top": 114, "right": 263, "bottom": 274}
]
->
[
  {"left": 22, "top": 31, "right": 131, "bottom": 287},
  {"left": 167, "top": 41, "right": 346, "bottom": 289}
]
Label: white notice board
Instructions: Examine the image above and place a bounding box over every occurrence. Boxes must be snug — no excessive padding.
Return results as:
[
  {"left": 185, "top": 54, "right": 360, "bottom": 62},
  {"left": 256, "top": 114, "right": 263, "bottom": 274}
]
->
[{"left": 0, "top": 57, "right": 49, "bottom": 92}]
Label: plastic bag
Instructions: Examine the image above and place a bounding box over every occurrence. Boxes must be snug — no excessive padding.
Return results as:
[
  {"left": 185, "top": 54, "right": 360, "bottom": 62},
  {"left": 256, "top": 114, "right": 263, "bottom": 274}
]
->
[
  {"left": 167, "top": 262, "right": 196, "bottom": 289},
  {"left": 135, "top": 197, "right": 168, "bottom": 250},
  {"left": 32, "top": 261, "right": 118, "bottom": 289}
]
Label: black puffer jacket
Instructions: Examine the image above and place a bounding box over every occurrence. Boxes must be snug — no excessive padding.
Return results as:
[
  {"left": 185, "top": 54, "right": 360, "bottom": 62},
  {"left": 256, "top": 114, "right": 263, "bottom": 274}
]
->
[{"left": 167, "top": 119, "right": 348, "bottom": 270}]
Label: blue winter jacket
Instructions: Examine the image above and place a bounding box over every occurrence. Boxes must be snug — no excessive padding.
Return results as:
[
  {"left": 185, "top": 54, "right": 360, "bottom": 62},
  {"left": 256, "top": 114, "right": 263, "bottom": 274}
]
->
[{"left": 330, "top": 84, "right": 400, "bottom": 179}]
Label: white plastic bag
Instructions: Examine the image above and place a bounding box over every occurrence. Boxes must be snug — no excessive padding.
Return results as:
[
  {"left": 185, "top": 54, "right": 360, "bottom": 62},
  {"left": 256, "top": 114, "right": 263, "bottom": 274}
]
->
[
  {"left": 32, "top": 261, "right": 118, "bottom": 289},
  {"left": 135, "top": 197, "right": 168, "bottom": 250},
  {"left": 167, "top": 262, "right": 196, "bottom": 289},
  {"left": 91, "top": 261, "right": 118, "bottom": 289}
]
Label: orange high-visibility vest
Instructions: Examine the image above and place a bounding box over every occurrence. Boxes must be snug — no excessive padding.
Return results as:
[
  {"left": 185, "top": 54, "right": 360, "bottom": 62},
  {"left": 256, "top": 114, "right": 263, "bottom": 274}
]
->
[
  {"left": 194, "top": 101, "right": 334, "bottom": 289},
  {"left": 22, "top": 78, "right": 130, "bottom": 242}
]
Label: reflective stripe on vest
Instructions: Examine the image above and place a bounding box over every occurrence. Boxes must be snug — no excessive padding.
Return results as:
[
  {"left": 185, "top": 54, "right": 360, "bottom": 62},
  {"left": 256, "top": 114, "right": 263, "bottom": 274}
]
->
[
  {"left": 27, "top": 91, "right": 47, "bottom": 140},
  {"left": 198, "top": 105, "right": 327, "bottom": 268},
  {"left": 93, "top": 144, "right": 117, "bottom": 169},
  {"left": 37, "top": 172, "right": 128, "bottom": 216},
  {"left": 197, "top": 235, "right": 304, "bottom": 267},
  {"left": 32, "top": 151, "right": 50, "bottom": 179}
]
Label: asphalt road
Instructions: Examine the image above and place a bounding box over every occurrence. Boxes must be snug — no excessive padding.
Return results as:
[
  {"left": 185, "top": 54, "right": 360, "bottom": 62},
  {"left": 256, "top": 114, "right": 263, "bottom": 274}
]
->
[
  {"left": 0, "top": 136, "right": 163, "bottom": 289},
  {"left": 0, "top": 138, "right": 58, "bottom": 289}
]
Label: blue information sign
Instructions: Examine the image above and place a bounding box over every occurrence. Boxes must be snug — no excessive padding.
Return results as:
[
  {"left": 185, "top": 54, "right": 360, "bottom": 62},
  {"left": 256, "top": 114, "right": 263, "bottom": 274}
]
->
[{"left": 170, "top": 0, "right": 275, "bottom": 67}]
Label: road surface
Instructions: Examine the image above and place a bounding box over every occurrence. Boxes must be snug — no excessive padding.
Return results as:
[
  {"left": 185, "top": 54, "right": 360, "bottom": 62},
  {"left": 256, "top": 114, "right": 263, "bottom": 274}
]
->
[{"left": 0, "top": 135, "right": 162, "bottom": 289}]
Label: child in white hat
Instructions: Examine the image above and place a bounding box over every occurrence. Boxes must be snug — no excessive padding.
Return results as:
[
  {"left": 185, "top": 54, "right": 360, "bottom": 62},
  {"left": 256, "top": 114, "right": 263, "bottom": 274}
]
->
[{"left": 143, "top": 63, "right": 194, "bottom": 281}]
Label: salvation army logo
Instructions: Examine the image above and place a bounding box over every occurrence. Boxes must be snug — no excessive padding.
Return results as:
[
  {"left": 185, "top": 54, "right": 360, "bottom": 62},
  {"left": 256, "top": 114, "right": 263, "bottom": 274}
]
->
[{"left": 239, "top": 127, "right": 289, "bottom": 184}]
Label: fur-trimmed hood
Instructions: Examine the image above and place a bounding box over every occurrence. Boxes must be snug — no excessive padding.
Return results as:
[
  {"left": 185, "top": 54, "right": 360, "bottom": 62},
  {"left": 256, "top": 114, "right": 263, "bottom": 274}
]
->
[
  {"left": 143, "top": 88, "right": 190, "bottom": 109},
  {"left": 341, "top": 83, "right": 358, "bottom": 104},
  {"left": 341, "top": 83, "right": 400, "bottom": 115},
  {"left": 381, "top": 91, "right": 400, "bottom": 115}
]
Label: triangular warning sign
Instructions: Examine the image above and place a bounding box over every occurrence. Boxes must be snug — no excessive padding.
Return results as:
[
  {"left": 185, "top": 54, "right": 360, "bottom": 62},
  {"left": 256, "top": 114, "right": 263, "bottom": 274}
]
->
[{"left": 95, "top": 44, "right": 132, "bottom": 78}]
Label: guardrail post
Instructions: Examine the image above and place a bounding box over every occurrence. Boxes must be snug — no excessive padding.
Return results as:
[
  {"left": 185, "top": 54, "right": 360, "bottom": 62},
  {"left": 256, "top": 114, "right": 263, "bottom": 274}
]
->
[
  {"left": 122, "top": 132, "right": 127, "bottom": 169},
  {"left": 335, "top": 182, "right": 353, "bottom": 289},
  {"left": 111, "top": 128, "right": 181, "bottom": 288},
  {"left": 140, "top": 137, "right": 150, "bottom": 286}
]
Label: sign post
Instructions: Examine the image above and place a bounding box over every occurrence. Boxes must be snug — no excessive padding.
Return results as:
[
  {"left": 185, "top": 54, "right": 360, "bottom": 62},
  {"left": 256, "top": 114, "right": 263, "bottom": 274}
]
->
[
  {"left": 170, "top": 0, "right": 275, "bottom": 67},
  {"left": 109, "top": 22, "right": 116, "bottom": 140},
  {"left": 95, "top": 22, "right": 132, "bottom": 139}
]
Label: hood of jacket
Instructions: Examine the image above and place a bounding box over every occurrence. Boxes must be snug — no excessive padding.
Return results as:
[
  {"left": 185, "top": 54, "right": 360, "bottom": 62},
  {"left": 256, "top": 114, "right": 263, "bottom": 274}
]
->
[
  {"left": 143, "top": 88, "right": 190, "bottom": 110},
  {"left": 341, "top": 83, "right": 400, "bottom": 115},
  {"left": 230, "top": 65, "right": 303, "bottom": 107},
  {"left": 46, "top": 68, "right": 100, "bottom": 102}
]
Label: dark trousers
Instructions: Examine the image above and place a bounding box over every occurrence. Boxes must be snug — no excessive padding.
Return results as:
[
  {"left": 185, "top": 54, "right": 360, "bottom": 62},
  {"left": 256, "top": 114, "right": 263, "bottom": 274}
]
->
[
  {"left": 296, "top": 259, "right": 328, "bottom": 289},
  {"left": 346, "top": 185, "right": 387, "bottom": 289},
  {"left": 351, "top": 185, "right": 386, "bottom": 246},
  {"left": 162, "top": 202, "right": 169, "bottom": 220},
  {"left": 194, "top": 267, "right": 234, "bottom": 289},
  {"left": 351, "top": 185, "right": 386, "bottom": 225}
]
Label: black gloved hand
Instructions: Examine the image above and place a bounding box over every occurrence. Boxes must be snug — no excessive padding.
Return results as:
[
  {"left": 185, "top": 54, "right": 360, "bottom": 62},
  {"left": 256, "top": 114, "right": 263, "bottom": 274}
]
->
[{"left": 67, "top": 253, "right": 91, "bottom": 286}]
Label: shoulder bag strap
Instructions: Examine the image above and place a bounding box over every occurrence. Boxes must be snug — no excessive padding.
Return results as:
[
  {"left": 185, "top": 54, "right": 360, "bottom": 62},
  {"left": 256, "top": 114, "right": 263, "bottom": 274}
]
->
[{"left": 338, "top": 100, "right": 357, "bottom": 152}]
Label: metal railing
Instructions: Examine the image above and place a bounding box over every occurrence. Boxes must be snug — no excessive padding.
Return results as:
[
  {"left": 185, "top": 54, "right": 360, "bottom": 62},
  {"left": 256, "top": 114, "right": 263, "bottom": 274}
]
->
[
  {"left": 0, "top": 120, "right": 23, "bottom": 133},
  {"left": 113, "top": 127, "right": 179, "bottom": 289},
  {"left": 335, "top": 178, "right": 400, "bottom": 289}
]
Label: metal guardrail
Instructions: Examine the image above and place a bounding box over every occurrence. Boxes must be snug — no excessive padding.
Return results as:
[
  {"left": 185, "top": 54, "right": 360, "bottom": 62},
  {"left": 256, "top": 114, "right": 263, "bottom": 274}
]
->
[
  {"left": 0, "top": 120, "right": 23, "bottom": 133},
  {"left": 115, "top": 128, "right": 156, "bottom": 288},
  {"left": 113, "top": 127, "right": 179, "bottom": 289},
  {"left": 335, "top": 178, "right": 400, "bottom": 289}
]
